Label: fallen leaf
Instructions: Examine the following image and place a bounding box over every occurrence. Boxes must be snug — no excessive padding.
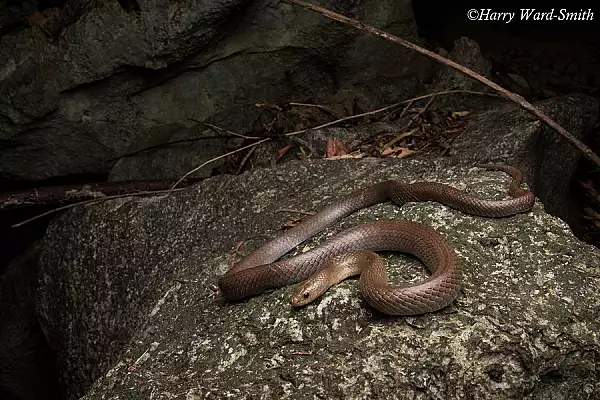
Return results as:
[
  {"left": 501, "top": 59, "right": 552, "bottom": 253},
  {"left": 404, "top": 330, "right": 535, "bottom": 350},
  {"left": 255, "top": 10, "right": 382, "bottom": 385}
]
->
[
  {"left": 325, "top": 137, "right": 348, "bottom": 158},
  {"left": 381, "top": 146, "right": 417, "bottom": 158},
  {"left": 276, "top": 144, "right": 293, "bottom": 161},
  {"left": 381, "top": 128, "right": 418, "bottom": 150}
]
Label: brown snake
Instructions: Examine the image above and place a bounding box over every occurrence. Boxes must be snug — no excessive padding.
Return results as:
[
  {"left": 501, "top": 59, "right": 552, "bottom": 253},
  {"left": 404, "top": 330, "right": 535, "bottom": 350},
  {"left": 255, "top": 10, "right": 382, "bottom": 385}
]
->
[{"left": 218, "top": 164, "right": 535, "bottom": 315}]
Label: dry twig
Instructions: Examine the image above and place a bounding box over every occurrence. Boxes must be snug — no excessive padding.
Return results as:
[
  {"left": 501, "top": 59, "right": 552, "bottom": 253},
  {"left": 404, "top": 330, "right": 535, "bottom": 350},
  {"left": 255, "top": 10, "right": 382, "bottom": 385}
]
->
[
  {"left": 12, "top": 188, "right": 185, "bottom": 228},
  {"left": 170, "top": 138, "right": 270, "bottom": 191},
  {"left": 289, "top": 102, "right": 341, "bottom": 119},
  {"left": 1, "top": 179, "right": 196, "bottom": 210},
  {"left": 173, "top": 90, "right": 500, "bottom": 187},
  {"left": 236, "top": 144, "right": 259, "bottom": 175},
  {"left": 285, "top": 0, "right": 600, "bottom": 168},
  {"left": 199, "top": 121, "right": 261, "bottom": 140},
  {"left": 283, "top": 90, "right": 498, "bottom": 138}
]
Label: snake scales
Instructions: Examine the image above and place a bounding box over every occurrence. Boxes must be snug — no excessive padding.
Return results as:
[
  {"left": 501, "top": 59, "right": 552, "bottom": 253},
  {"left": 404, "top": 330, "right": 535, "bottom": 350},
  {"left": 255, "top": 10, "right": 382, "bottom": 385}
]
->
[{"left": 218, "top": 164, "right": 534, "bottom": 315}]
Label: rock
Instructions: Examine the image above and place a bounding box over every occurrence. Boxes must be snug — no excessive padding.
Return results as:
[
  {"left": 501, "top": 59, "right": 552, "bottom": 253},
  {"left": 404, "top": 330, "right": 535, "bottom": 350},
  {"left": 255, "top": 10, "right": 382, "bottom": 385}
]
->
[
  {"left": 0, "top": 0, "right": 427, "bottom": 180},
  {"left": 434, "top": 37, "right": 492, "bottom": 92},
  {"left": 0, "top": 242, "right": 61, "bottom": 400},
  {"left": 250, "top": 120, "right": 409, "bottom": 168},
  {"left": 107, "top": 123, "right": 240, "bottom": 180},
  {"left": 449, "top": 93, "right": 599, "bottom": 230},
  {"left": 429, "top": 37, "right": 505, "bottom": 113},
  {"left": 36, "top": 158, "right": 600, "bottom": 399}
]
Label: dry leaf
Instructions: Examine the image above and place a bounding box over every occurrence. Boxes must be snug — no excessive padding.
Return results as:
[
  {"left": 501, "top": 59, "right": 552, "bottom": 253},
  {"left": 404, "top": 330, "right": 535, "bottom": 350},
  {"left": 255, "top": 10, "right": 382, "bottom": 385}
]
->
[
  {"left": 381, "top": 128, "right": 418, "bottom": 150},
  {"left": 381, "top": 146, "right": 417, "bottom": 158},
  {"left": 276, "top": 144, "right": 293, "bottom": 161},
  {"left": 325, "top": 137, "right": 348, "bottom": 158}
]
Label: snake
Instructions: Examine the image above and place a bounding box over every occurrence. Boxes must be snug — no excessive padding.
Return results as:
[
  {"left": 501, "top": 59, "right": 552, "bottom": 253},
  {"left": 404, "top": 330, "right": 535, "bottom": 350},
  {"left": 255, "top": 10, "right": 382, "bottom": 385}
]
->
[{"left": 218, "top": 164, "right": 535, "bottom": 315}]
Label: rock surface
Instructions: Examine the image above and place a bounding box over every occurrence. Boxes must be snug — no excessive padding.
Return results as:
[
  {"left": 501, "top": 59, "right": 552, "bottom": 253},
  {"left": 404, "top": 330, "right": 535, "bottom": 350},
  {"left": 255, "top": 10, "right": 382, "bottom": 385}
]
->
[
  {"left": 0, "top": 0, "right": 427, "bottom": 180},
  {"left": 36, "top": 158, "right": 600, "bottom": 399},
  {"left": 450, "top": 93, "right": 598, "bottom": 229},
  {"left": 0, "top": 242, "right": 61, "bottom": 400}
]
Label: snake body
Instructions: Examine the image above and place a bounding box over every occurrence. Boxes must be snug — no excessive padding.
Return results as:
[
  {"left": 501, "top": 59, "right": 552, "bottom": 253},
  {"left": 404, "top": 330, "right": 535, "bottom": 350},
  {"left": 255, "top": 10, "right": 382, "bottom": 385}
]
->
[{"left": 218, "top": 164, "right": 535, "bottom": 315}]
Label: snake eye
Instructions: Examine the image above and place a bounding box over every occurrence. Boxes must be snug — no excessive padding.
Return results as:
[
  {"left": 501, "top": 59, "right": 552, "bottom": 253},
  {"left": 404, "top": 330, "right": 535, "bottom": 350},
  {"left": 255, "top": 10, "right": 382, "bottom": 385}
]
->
[{"left": 303, "top": 291, "right": 310, "bottom": 299}]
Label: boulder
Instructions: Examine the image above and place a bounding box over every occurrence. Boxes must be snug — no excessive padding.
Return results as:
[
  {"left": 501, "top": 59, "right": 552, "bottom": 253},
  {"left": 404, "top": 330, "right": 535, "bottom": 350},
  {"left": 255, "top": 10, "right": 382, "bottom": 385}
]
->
[
  {"left": 0, "top": 0, "right": 427, "bottom": 180},
  {"left": 35, "top": 158, "right": 600, "bottom": 399}
]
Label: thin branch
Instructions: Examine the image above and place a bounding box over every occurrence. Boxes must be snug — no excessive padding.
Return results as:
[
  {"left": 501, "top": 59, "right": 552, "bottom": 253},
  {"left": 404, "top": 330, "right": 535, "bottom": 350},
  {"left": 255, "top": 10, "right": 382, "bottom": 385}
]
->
[
  {"left": 106, "top": 136, "right": 237, "bottom": 162},
  {"left": 285, "top": 0, "right": 600, "bottom": 168},
  {"left": 170, "top": 138, "right": 271, "bottom": 191},
  {"left": 394, "top": 100, "right": 414, "bottom": 120},
  {"left": 283, "top": 90, "right": 499, "bottom": 137},
  {"left": 107, "top": 119, "right": 267, "bottom": 163},
  {"left": 288, "top": 102, "right": 341, "bottom": 119},
  {"left": 284, "top": 102, "right": 403, "bottom": 137},
  {"left": 1, "top": 179, "right": 198, "bottom": 210},
  {"left": 400, "top": 90, "right": 501, "bottom": 102},
  {"left": 11, "top": 188, "right": 185, "bottom": 228},
  {"left": 235, "top": 144, "right": 259, "bottom": 175},
  {"left": 196, "top": 121, "right": 262, "bottom": 140},
  {"left": 380, "top": 127, "right": 419, "bottom": 153},
  {"left": 172, "top": 90, "right": 495, "bottom": 186},
  {"left": 411, "top": 93, "right": 437, "bottom": 124}
]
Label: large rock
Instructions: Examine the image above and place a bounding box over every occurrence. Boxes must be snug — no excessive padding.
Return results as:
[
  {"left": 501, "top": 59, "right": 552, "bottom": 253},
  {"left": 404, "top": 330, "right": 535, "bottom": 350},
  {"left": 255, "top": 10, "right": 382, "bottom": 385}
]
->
[
  {"left": 36, "top": 157, "right": 600, "bottom": 399},
  {"left": 450, "top": 93, "right": 598, "bottom": 230},
  {"left": 253, "top": 93, "right": 598, "bottom": 232},
  {"left": 0, "top": 0, "right": 428, "bottom": 180},
  {"left": 0, "top": 242, "right": 61, "bottom": 400}
]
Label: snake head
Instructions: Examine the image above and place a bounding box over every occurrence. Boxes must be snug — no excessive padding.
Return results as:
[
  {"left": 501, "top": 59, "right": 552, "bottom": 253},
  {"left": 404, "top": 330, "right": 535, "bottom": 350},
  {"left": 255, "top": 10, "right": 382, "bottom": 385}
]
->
[{"left": 290, "top": 277, "right": 327, "bottom": 307}]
